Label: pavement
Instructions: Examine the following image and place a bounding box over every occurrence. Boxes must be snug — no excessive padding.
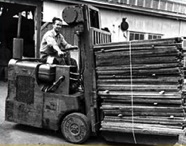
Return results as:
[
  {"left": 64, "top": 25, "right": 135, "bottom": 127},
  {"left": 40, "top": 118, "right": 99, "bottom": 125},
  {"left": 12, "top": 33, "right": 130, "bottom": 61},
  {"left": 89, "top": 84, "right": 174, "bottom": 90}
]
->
[{"left": 0, "top": 80, "right": 186, "bottom": 145}]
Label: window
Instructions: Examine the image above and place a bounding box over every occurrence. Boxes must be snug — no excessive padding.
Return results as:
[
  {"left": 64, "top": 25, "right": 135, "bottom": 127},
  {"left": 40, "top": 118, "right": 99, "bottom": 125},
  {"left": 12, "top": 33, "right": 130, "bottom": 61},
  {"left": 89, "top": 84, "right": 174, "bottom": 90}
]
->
[
  {"left": 129, "top": 31, "right": 162, "bottom": 41},
  {"left": 129, "top": 32, "right": 145, "bottom": 41},
  {"left": 148, "top": 34, "right": 162, "bottom": 40}
]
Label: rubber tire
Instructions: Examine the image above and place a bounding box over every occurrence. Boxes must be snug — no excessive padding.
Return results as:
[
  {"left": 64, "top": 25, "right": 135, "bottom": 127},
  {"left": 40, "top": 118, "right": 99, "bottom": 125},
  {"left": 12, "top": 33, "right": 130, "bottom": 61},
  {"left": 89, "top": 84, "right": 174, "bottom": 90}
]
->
[{"left": 61, "top": 113, "right": 90, "bottom": 144}]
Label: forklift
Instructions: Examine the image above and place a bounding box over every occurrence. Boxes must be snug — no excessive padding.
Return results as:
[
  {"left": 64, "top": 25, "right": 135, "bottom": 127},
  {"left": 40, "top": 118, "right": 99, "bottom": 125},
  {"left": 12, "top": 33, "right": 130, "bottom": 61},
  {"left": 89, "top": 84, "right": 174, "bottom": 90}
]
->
[
  {"left": 5, "top": 4, "right": 186, "bottom": 145},
  {"left": 5, "top": 4, "right": 111, "bottom": 144}
]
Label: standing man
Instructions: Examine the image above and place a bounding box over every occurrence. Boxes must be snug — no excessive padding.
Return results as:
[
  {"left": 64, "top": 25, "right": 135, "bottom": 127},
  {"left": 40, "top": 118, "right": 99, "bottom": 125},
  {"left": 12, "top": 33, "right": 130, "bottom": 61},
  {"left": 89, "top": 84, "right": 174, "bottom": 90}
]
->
[{"left": 40, "top": 17, "right": 78, "bottom": 65}]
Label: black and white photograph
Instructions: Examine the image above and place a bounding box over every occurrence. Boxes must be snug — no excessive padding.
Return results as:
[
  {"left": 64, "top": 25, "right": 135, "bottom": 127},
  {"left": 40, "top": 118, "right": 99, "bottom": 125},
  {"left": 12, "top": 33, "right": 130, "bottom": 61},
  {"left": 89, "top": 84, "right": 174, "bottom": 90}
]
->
[{"left": 0, "top": 0, "right": 186, "bottom": 145}]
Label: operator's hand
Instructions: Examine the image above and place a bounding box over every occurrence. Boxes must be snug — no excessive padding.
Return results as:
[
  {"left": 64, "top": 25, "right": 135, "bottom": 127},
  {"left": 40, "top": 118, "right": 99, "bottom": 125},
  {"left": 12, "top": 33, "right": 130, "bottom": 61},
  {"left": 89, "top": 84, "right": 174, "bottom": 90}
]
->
[
  {"left": 58, "top": 51, "right": 65, "bottom": 57},
  {"left": 71, "top": 45, "right": 78, "bottom": 50},
  {"left": 65, "top": 46, "right": 79, "bottom": 51}
]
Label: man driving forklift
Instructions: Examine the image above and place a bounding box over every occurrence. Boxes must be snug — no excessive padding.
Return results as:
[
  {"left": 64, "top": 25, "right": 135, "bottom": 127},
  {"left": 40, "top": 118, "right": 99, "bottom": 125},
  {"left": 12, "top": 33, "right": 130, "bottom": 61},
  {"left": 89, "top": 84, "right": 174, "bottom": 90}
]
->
[{"left": 40, "top": 17, "right": 78, "bottom": 66}]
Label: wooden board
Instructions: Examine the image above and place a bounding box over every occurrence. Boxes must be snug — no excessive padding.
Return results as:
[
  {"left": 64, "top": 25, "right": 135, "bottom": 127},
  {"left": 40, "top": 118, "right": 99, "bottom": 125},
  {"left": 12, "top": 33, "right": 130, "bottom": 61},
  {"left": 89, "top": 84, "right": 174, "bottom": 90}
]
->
[{"left": 101, "top": 121, "right": 183, "bottom": 136}]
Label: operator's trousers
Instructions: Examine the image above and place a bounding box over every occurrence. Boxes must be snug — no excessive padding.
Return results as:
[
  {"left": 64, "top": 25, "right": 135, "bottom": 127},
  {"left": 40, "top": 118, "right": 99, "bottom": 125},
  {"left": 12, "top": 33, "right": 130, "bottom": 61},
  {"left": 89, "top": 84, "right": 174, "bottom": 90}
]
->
[{"left": 40, "top": 52, "right": 78, "bottom": 71}]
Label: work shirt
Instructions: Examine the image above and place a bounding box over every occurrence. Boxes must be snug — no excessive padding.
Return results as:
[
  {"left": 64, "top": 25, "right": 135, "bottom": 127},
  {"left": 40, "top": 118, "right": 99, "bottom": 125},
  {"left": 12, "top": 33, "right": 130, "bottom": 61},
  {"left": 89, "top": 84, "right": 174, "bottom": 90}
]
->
[{"left": 40, "top": 29, "right": 72, "bottom": 58}]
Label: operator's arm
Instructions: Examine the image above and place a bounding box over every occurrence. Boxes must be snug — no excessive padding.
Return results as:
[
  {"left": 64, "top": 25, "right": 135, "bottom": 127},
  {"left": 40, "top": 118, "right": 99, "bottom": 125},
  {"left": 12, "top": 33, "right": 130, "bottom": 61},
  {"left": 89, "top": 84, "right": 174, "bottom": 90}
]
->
[
  {"left": 53, "top": 45, "right": 65, "bottom": 56},
  {"left": 60, "top": 34, "right": 78, "bottom": 50},
  {"left": 45, "top": 35, "right": 65, "bottom": 56}
]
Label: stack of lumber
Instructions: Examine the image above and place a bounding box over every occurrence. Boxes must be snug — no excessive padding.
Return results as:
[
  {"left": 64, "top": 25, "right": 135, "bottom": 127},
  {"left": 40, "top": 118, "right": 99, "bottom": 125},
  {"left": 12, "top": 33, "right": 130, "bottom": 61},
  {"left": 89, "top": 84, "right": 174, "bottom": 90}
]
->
[{"left": 94, "top": 37, "right": 186, "bottom": 136}]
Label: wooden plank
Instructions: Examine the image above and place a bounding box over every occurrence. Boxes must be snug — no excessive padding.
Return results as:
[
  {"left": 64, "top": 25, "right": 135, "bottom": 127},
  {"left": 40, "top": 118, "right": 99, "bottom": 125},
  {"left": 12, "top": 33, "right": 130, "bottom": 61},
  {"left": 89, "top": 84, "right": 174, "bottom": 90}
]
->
[
  {"left": 97, "top": 67, "right": 182, "bottom": 75},
  {"left": 100, "top": 94, "right": 183, "bottom": 99},
  {"left": 97, "top": 84, "right": 180, "bottom": 92},
  {"left": 100, "top": 127, "right": 182, "bottom": 136},
  {"left": 94, "top": 43, "right": 184, "bottom": 53},
  {"left": 96, "top": 63, "right": 183, "bottom": 71},
  {"left": 97, "top": 74, "right": 183, "bottom": 80},
  {"left": 95, "top": 46, "right": 182, "bottom": 57},
  {"left": 97, "top": 78, "right": 181, "bottom": 84},
  {"left": 100, "top": 122, "right": 183, "bottom": 136},
  {"left": 102, "top": 109, "right": 184, "bottom": 117},
  {"left": 98, "top": 91, "right": 182, "bottom": 98},
  {"left": 101, "top": 121, "right": 182, "bottom": 130},
  {"left": 95, "top": 50, "right": 183, "bottom": 60},
  {"left": 101, "top": 105, "right": 184, "bottom": 112},
  {"left": 96, "top": 56, "right": 181, "bottom": 66},
  {"left": 97, "top": 74, "right": 184, "bottom": 81},
  {"left": 101, "top": 95, "right": 184, "bottom": 100},
  {"left": 95, "top": 45, "right": 182, "bottom": 53},
  {"left": 93, "top": 37, "right": 183, "bottom": 51},
  {"left": 103, "top": 116, "right": 185, "bottom": 126},
  {"left": 101, "top": 97, "right": 182, "bottom": 104}
]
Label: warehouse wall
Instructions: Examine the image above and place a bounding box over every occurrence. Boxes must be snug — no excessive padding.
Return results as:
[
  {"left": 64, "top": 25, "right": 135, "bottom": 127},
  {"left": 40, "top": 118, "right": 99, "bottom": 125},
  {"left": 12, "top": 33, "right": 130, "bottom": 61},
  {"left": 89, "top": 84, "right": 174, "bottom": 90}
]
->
[
  {"left": 43, "top": 1, "right": 186, "bottom": 42},
  {"left": 43, "top": 1, "right": 68, "bottom": 23},
  {"left": 100, "top": 8, "right": 186, "bottom": 42}
]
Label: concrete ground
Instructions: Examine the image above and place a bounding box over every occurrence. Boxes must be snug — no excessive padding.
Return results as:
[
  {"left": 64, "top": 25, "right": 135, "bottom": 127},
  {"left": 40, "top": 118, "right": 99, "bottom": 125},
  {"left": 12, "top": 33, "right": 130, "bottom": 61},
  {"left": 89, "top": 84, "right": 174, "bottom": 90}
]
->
[{"left": 0, "top": 80, "right": 186, "bottom": 145}]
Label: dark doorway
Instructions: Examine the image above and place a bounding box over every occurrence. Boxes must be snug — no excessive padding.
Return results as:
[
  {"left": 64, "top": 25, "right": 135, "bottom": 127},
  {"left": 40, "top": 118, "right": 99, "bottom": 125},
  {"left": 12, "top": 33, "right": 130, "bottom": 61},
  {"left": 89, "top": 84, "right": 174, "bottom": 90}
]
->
[{"left": 0, "top": 2, "right": 35, "bottom": 80}]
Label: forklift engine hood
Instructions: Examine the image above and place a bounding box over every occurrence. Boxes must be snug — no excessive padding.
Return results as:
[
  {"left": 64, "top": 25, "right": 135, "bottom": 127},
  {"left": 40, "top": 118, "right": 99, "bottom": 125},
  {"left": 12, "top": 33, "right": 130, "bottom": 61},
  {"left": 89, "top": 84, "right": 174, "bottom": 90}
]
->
[{"left": 8, "top": 59, "right": 56, "bottom": 84}]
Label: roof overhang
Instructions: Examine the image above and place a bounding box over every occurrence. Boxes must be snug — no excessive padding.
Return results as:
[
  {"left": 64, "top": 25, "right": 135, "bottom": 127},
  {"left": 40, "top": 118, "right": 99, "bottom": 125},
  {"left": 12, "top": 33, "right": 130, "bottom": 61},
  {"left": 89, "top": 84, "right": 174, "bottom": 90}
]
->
[
  {"left": 46, "top": 0, "right": 186, "bottom": 21},
  {"left": 0, "top": 0, "right": 42, "bottom": 7}
]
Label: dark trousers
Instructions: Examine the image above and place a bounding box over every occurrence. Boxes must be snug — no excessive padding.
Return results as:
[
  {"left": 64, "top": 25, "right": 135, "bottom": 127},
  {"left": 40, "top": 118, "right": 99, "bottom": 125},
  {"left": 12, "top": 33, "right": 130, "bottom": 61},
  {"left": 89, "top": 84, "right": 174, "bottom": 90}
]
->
[{"left": 40, "top": 52, "right": 78, "bottom": 71}]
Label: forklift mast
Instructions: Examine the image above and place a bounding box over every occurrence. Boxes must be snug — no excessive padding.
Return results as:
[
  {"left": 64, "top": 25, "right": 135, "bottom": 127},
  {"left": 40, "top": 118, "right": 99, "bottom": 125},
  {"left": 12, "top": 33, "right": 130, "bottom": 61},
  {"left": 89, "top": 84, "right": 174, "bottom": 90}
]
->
[{"left": 62, "top": 4, "right": 110, "bottom": 134}]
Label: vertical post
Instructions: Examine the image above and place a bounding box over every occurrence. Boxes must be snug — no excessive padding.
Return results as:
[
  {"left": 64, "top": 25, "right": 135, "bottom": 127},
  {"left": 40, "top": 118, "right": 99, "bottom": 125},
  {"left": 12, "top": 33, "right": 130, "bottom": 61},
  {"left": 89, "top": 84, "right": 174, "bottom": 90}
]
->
[
  {"left": 80, "top": 5, "right": 99, "bottom": 134},
  {"left": 17, "top": 12, "right": 22, "bottom": 38},
  {"left": 34, "top": 4, "right": 42, "bottom": 59}
]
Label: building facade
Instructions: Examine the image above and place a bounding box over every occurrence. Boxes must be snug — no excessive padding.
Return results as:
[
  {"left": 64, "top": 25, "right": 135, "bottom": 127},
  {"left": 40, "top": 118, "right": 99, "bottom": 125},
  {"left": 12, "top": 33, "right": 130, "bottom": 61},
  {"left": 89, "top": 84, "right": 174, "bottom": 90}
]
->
[{"left": 43, "top": 0, "right": 186, "bottom": 42}]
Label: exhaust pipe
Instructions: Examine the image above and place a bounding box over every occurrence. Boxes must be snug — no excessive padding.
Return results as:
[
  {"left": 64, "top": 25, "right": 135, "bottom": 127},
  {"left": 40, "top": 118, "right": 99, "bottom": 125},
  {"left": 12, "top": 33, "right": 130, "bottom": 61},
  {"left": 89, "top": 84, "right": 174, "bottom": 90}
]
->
[{"left": 13, "top": 12, "right": 23, "bottom": 59}]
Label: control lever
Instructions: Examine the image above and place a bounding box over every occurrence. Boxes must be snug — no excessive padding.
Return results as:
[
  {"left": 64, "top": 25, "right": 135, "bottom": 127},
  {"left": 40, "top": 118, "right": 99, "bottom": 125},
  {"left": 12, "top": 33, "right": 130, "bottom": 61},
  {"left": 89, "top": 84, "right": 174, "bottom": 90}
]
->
[
  {"left": 65, "top": 46, "right": 78, "bottom": 51},
  {"left": 45, "top": 76, "right": 65, "bottom": 92},
  {"left": 59, "top": 46, "right": 78, "bottom": 58}
]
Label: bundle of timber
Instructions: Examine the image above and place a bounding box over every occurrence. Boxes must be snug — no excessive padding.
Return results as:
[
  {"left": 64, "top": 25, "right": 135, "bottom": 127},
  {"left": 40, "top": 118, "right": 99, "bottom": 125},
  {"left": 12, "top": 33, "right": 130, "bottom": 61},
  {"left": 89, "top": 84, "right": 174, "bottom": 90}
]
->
[{"left": 94, "top": 37, "right": 186, "bottom": 136}]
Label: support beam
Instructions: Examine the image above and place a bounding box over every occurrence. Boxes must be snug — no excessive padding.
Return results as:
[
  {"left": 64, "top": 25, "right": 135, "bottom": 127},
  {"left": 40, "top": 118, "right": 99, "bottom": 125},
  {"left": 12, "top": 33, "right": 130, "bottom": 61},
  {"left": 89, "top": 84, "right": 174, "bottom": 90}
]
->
[{"left": 34, "top": 4, "right": 42, "bottom": 58}]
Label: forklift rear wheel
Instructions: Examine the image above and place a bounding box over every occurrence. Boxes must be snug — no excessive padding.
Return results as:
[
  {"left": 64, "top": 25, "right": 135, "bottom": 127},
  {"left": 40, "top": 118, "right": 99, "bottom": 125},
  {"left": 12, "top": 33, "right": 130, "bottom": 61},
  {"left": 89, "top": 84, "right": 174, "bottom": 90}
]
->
[{"left": 61, "top": 113, "right": 90, "bottom": 144}]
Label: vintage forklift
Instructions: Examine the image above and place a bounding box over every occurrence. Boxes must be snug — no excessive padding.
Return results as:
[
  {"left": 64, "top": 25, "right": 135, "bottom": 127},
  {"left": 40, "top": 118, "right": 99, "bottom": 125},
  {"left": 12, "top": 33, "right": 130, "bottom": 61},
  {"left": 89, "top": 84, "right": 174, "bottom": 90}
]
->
[
  {"left": 5, "top": 4, "right": 111, "bottom": 144},
  {"left": 5, "top": 4, "right": 186, "bottom": 145}
]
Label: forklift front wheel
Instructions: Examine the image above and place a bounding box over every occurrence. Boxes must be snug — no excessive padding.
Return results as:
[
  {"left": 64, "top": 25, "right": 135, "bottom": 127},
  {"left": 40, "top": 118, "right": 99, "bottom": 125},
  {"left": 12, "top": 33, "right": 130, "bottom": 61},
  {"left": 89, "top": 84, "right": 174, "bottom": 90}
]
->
[{"left": 61, "top": 113, "right": 90, "bottom": 144}]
